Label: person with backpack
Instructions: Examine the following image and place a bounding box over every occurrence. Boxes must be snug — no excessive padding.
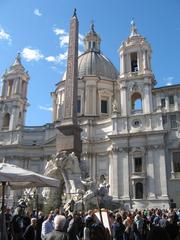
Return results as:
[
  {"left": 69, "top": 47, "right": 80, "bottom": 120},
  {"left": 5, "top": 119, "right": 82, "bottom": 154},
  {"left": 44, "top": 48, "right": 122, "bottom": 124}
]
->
[{"left": 112, "top": 213, "right": 125, "bottom": 240}]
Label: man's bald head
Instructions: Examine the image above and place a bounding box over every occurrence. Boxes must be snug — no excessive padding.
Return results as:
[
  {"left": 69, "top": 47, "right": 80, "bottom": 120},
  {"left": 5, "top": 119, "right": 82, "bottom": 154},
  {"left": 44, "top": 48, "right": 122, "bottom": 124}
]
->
[{"left": 54, "top": 215, "right": 66, "bottom": 231}]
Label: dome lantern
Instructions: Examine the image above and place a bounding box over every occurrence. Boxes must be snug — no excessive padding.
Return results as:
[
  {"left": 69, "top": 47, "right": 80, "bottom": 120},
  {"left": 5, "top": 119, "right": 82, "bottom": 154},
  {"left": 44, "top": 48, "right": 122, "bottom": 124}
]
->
[{"left": 84, "top": 21, "right": 101, "bottom": 53}]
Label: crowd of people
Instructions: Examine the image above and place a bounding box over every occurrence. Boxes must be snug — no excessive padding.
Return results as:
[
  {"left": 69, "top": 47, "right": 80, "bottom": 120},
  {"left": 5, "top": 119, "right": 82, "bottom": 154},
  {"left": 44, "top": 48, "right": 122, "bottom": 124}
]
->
[{"left": 0, "top": 204, "right": 180, "bottom": 240}]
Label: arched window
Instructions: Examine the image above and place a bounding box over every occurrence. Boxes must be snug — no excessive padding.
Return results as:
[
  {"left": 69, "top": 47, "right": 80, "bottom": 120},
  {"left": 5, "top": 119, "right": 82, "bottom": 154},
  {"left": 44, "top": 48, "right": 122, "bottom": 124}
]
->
[
  {"left": 7, "top": 80, "right": 13, "bottom": 96},
  {"left": 135, "top": 182, "right": 143, "bottom": 199},
  {"left": 131, "top": 92, "right": 142, "bottom": 112},
  {"left": 3, "top": 113, "right": 10, "bottom": 129},
  {"left": 130, "top": 52, "right": 138, "bottom": 72}
]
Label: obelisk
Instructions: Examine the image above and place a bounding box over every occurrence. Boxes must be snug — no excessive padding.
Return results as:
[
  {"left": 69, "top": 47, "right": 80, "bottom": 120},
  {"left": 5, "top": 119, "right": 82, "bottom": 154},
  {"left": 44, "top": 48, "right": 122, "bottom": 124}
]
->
[{"left": 56, "top": 9, "right": 82, "bottom": 159}]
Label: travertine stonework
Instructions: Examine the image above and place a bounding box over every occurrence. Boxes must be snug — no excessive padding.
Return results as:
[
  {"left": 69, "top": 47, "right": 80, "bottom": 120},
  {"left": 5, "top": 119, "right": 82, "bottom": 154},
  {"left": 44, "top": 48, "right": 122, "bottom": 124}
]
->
[{"left": 0, "top": 15, "right": 179, "bottom": 209}]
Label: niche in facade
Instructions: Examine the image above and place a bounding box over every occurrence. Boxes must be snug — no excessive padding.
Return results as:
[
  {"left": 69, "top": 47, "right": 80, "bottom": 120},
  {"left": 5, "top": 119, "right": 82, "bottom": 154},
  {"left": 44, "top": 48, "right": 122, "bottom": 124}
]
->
[
  {"left": 135, "top": 182, "right": 143, "bottom": 199},
  {"left": 3, "top": 113, "right": 10, "bottom": 129}
]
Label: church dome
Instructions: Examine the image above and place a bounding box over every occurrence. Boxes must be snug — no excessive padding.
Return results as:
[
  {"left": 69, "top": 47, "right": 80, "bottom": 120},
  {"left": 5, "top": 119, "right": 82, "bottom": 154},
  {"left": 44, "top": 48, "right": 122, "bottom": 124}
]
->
[
  {"left": 78, "top": 51, "right": 118, "bottom": 80},
  {"left": 62, "top": 23, "right": 118, "bottom": 81}
]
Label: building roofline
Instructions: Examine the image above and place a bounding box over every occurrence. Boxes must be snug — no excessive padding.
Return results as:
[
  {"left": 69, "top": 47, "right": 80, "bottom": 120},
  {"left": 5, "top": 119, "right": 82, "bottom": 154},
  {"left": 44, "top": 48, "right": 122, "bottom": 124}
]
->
[{"left": 153, "top": 83, "right": 180, "bottom": 91}]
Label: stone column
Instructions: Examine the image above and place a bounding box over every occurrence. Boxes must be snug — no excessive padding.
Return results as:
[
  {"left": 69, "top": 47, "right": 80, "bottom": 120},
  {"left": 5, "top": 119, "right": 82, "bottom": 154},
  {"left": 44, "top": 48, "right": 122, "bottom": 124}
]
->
[
  {"left": 144, "top": 50, "right": 149, "bottom": 70},
  {"left": 165, "top": 97, "right": 169, "bottom": 111},
  {"left": 174, "top": 95, "right": 178, "bottom": 111},
  {"left": 1, "top": 79, "right": 6, "bottom": 97},
  {"left": 9, "top": 107, "right": 18, "bottom": 130},
  {"left": 111, "top": 114, "right": 118, "bottom": 134},
  {"left": 120, "top": 86, "right": 127, "bottom": 116},
  {"left": 143, "top": 84, "right": 152, "bottom": 113},
  {"left": 157, "top": 147, "right": 168, "bottom": 197},
  {"left": 110, "top": 148, "right": 119, "bottom": 198},
  {"left": 143, "top": 50, "right": 146, "bottom": 70},
  {"left": 147, "top": 147, "right": 156, "bottom": 198},
  {"left": 127, "top": 54, "right": 131, "bottom": 73},
  {"left": 121, "top": 148, "right": 130, "bottom": 199},
  {"left": 85, "top": 84, "right": 96, "bottom": 115},
  {"left": 137, "top": 51, "right": 141, "bottom": 72},
  {"left": 120, "top": 53, "right": 125, "bottom": 74},
  {"left": 52, "top": 93, "right": 57, "bottom": 121},
  {"left": 156, "top": 95, "right": 161, "bottom": 111},
  {"left": 14, "top": 78, "right": 19, "bottom": 94},
  {"left": 171, "top": 154, "right": 175, "bottom": 179}
]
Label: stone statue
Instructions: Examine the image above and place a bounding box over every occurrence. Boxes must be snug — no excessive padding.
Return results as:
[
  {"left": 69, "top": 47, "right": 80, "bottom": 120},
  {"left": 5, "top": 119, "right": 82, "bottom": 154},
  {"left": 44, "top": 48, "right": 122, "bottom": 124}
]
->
[
  {"left": 42, "top": 151, "right": 83, "bottom": 208},
  {"left": 98, "top": 175, "right": 110, "bottom": 197},
  {"left": 43, "top": 152, "right": 113, "bottom": 211},
  {"left": 112, "top": 99, "right": 118, "bottom": 112}
]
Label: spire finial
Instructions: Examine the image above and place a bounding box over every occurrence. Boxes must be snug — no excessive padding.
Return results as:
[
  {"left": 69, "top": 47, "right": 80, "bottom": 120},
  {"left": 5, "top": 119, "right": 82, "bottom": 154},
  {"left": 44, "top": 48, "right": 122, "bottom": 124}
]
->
[
  {"left": 130, "top": 18, "right": 139, "bottom": 37},
  {"left": 17, "top": 52, "right": 21, "bottom": 62},
  {"left": 13, "top": 52, "right": 21, "bottom": 66},
  {"left": 90, "top": 20, "right": 95, "bottom": 32},
  {"left": 73, "top": 8, "right": 77, "bottom": 17}
]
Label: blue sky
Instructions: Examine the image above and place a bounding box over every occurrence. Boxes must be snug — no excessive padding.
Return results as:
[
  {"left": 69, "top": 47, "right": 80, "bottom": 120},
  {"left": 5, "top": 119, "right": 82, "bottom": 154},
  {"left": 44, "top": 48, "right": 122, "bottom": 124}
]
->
[{"left": 0, "top": 0, "right": 179, "bottom": 126}]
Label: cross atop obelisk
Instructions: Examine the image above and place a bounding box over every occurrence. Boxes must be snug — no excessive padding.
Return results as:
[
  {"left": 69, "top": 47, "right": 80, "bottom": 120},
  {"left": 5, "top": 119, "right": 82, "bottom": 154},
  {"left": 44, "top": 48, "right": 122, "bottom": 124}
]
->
[{"left": 56, "top": 9, "right": 82, "bottom": 159}]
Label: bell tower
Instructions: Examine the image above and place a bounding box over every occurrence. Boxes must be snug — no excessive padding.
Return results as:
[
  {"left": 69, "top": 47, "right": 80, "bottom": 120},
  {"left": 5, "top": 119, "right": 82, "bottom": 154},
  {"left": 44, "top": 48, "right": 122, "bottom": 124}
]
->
[
  {"left": 0, "top": 53, "right": 29, "bottom": 130},
  {"left": 118, "top": 21, "right": 156, "bottom": 116},
  {"left": 119, "top": 20, "right": 153, "bottom": 77}
]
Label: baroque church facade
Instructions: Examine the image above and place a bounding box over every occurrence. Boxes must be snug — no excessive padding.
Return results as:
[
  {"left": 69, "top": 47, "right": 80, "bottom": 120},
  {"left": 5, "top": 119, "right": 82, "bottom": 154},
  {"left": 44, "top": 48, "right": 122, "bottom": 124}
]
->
[{"left": 0, "top": 13, "right": 180, "bottom": 209}]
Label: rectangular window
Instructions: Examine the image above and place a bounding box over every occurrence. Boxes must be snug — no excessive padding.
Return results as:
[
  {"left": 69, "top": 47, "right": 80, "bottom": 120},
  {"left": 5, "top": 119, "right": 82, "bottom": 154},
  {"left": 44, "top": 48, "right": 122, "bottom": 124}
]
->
[
  {"left": 77, "top": 98, "right": 81, "bottom": 113},
  {"left": 161, "top": 98, "right": 166, "bottom": 107},
  {"left": 169, "top": 95, "right": 174, "bottom": 105},
  {"left": 101, "top": 100, "right": 108, "bottom": 113},
  {"left": 170, "top": 115, "right": 177, "bottom": 128},
  {"left": 162, "top": 115, "right": 167, "bottom": 125},
  {"left": 173, "top": 152, "right": 180, "bottom": 172},
  {"left": 134, "top": 157, "right": 142, "bottom": 172}
]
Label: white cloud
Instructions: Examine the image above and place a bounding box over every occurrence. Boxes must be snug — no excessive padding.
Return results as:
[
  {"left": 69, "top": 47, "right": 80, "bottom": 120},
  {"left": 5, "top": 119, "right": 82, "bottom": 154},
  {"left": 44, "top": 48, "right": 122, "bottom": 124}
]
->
[
  {"left": 53, "top": 27, "right": 84, "bottom": 47},
  {"left": 53, "top": 28, "right": 69, "bottom": 47},
  {"left": 38, "top": 105, "right": 53, "bottom": 111},
  {"left": 22, "top": 47, "right": 44, "bottom": 62},
  {"left": 44, "top": 27, "right": 84, "bottom": 66},
  {"left": 45, "top": 56, "right": 56, "bottom": 62},
  {"left": 59, "top": 35, "right": 69, "bottom": 47},
  {"left": 45, "top": 51, "right": 68, "bottom": 64},
  {"left": 53, "top": 28, "right": 66, "bottom": 35},
  {"left": 78, "top": 50, "right": 83, "bottom": 56},
  {"left": 164, "top": 76, "right": 174, "bottom": 86},
  {"left": 166, "top": 82, "right": 173, "bottom": 86},
  {"left": 0, "top": 27, "right": 12, "bottom": 44},
  {"left": 57, "top": 51, "right": 68, "bottom": 61},
  {"left": 34, "top": 9, "right": 42, "bottom": 17},
  {"left": 79, "top": 33, "right": 84, "bottom": 46}
]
